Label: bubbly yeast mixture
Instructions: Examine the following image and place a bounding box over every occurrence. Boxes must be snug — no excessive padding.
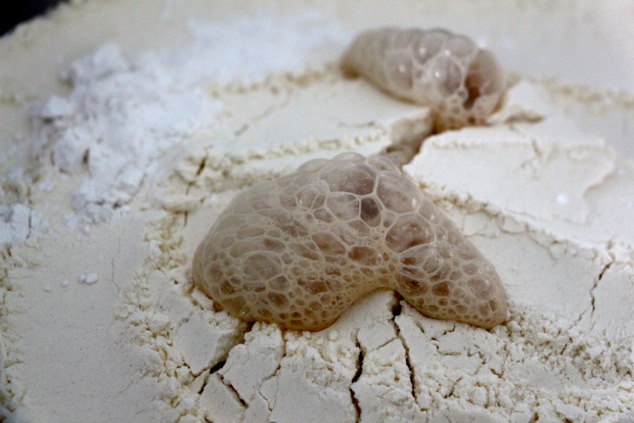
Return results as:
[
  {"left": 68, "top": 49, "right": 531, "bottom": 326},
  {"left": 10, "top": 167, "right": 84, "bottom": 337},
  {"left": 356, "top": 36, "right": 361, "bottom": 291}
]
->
[
  {"left": 341, "top": 27, "right": 505, "bottom": 130},
  {"left": 193, "top": 153, "right": 507, "bottom": 331}
]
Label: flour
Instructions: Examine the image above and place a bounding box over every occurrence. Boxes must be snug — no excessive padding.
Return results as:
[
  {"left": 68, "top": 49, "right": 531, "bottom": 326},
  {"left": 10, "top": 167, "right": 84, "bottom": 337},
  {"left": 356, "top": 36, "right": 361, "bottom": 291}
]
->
[
  {"left": 28, "top": 43, "right": 221, "bottom": 223},
  {"left": 27, "top": 11, "right": 348, "bottom": 223},
  {"left": 162, "top": 10, "right": 350, "bottom": 86},
  {"left": 4, "top": 2, "right": 634, "bottom": 423},
  {"left": 0, "top": 204, "right": 49, "bottom": 245},
  {"left": 77, "top": 272, "right": 98, "bottom": 285}
]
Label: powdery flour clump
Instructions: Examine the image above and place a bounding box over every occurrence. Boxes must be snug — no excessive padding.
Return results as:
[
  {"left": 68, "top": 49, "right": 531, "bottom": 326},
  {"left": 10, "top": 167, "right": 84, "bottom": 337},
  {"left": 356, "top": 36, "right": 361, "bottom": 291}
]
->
[
  {"left": 27, "top": 44, "right": 222, "bottom": 223},
  {"left": 341, "top": 27, "right": 505, "bottom": 130},
  {"left": 193, "top": 153, "right": 507, "bottom": 331},
  {"left": 0, "top": 204, "right": 49, "bottom": 245},
  {"left": 25, "top": 11, "right": 347, "bottom": 224}
]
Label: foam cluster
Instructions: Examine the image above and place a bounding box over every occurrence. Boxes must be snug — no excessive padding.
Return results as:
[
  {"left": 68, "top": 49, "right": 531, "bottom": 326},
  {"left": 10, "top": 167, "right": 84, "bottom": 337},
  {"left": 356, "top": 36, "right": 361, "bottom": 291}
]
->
[
  {"left": 341, "top": 27, "right": 505, "bottom": 130},
  {"left": 193, "top": 153, "right": 507, "bottom": 331}
]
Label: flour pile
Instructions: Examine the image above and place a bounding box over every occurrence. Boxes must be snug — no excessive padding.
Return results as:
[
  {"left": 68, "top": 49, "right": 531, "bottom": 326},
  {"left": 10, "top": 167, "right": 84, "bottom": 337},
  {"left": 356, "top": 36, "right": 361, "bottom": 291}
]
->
[{"left": 25, "top": 11, "right": 349, "bottom": 224}]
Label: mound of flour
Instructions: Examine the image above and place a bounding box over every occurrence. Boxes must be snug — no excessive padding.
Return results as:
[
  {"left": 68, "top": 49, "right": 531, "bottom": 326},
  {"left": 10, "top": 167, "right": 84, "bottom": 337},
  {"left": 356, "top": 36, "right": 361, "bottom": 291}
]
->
[{"left": 26, "top": 12, "right": 349, "bottom": 224}]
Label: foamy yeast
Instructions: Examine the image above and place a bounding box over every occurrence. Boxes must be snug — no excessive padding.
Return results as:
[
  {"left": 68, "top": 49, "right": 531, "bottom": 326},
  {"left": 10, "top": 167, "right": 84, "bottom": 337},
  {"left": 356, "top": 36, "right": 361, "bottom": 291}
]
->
[
  {"left": 193, "top": 153, "right": 507, "bottom": 331},
  {"left": 341, "top": 27, "right": 505, "bottom": 130}
]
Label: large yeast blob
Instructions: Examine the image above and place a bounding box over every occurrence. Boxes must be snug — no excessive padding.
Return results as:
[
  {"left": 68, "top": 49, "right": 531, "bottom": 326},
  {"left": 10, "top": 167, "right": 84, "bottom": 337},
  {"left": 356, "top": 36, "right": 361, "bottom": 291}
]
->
[{"left": 193, "top": 153, "right": 507, "bottom": 331}]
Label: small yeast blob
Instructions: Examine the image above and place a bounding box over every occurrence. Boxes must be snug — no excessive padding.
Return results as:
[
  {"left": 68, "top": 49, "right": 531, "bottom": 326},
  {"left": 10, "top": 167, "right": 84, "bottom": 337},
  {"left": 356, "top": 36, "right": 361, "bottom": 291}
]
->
[{"left": 341, "top": 27, "right": 505, "bottom": 130}]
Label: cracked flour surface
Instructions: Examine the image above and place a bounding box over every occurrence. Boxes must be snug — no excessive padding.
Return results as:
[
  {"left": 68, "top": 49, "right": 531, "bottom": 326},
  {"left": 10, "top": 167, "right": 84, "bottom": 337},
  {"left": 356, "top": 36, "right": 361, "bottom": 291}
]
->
[
  {"left": 135, "top": 78, "right": 634, "bottom": 422},
  {"left": 2, "top": 1, "right": 634, "bottom": 422}
]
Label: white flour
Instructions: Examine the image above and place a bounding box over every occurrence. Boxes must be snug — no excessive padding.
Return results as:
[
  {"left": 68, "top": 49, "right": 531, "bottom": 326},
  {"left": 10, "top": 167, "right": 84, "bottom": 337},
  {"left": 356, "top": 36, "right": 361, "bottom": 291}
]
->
[
  {"left": 26, "top": 11, "right": 349, "bottom": 224},
  {"left": 27, "top": 43, "right": 221, "bottom": 223},
  {"left": 163, "top": 10, "right": 349, "bottom": 86},
  {"left": 0, "top": 204, "right": 48, "bottom": 245},
  {"left": 4, "top": 2, "right": 634, "bottom": 422}
]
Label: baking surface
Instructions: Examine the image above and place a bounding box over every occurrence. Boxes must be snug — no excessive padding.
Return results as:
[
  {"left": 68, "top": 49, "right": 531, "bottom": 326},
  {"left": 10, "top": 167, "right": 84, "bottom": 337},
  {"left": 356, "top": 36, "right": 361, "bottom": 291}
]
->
[{"left": 1, "top": 1, "right": 634, "bottom": 422}]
